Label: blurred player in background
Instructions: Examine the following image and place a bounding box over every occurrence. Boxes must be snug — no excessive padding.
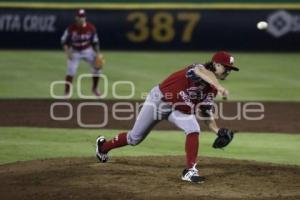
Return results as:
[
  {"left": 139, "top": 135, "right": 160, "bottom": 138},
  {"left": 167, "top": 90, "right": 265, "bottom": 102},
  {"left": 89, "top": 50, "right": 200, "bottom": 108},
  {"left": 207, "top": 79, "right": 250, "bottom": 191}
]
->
[
  {"left": 61, "top": 9, "right": 104, "bottom": 98},
  {"left": 96, "top": 51, "right": 238, "bottom": 184}
]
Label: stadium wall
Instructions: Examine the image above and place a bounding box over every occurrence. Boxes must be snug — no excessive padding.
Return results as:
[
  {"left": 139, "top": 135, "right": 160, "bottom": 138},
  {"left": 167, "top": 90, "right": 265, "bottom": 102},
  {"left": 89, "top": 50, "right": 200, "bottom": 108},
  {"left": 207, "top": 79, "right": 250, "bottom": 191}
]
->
[
  {"left": 0, "top": 3, "right": 300, "bottom": 51},
  {"left": 1, "top": 0, "right": 300, "bottom": 3}
]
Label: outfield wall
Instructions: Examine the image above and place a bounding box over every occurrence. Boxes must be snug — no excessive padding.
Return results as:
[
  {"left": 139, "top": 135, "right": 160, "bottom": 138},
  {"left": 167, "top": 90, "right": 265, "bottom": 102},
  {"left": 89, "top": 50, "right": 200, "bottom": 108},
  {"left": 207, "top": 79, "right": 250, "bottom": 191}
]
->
[{"left": 0, "top": 4, "right": 300, "bottom": 50}]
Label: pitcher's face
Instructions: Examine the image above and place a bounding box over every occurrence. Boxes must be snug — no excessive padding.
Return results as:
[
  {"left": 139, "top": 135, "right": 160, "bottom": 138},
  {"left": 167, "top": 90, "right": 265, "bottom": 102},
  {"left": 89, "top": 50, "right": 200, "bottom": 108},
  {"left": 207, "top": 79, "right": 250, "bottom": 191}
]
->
[{"left": 213, "top": 63, "right": 231, "bottom": 80}]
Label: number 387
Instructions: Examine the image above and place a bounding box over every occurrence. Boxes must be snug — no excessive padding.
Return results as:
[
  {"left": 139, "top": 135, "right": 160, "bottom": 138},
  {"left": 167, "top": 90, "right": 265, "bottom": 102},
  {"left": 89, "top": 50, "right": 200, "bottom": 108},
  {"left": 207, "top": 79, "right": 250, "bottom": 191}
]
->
[{"left": 126, "top": 12, "right": 200, "bottom": 43}]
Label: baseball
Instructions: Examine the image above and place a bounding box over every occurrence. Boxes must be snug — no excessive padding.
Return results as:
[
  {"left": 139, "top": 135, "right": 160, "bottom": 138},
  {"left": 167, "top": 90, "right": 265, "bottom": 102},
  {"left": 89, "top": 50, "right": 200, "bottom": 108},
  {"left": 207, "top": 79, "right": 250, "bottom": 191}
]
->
[{"left": 257, "top": 21, "right": 268, "bottom": 30}]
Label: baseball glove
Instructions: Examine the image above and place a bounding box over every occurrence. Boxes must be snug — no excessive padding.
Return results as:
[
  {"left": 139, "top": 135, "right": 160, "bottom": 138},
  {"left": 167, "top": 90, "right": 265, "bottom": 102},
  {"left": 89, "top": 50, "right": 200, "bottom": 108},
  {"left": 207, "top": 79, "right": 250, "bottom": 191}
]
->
[
  {"left": 212, "top": 128, "right": 235, "bottom": 149},
  {"left": 95, "top": 54, "right": 105, "bottom": 69}
]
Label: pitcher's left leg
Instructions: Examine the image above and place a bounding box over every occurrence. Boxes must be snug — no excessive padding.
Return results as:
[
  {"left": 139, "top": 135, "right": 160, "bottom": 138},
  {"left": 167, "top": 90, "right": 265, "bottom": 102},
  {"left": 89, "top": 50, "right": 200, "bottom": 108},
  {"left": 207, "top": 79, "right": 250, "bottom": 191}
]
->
[
  {"left": 185, "top": 132, "right": 199, "bottom": 168},
  {"left": 168, "top": 110, "right": 205, "bottom": 183},
  {"left": 168, "top": 110, "right": 200, "bottom": 168}
]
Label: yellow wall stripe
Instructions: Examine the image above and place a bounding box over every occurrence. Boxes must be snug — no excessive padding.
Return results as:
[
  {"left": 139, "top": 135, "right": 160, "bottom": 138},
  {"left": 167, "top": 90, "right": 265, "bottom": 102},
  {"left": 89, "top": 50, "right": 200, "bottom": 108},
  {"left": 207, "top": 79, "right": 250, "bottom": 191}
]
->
[{"left": 0, "top": 2, "right": 300, "bottom": 10}]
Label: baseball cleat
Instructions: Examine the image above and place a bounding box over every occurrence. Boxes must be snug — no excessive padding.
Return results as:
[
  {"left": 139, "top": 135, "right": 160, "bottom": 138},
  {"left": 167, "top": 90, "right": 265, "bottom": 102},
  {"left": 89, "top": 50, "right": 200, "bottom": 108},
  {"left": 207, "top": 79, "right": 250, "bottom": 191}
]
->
[
  {"left": 181, "top": 164, "right": 205, "bottom": 184},
  {"left": 92, "top": 89, "right": 101, "bottom": 97},
  {"left": 96, "top": 136, "right": 108, "bottom": 163},
  {"left": 63, "top": 92, "right": 71, "bottom": 99}
]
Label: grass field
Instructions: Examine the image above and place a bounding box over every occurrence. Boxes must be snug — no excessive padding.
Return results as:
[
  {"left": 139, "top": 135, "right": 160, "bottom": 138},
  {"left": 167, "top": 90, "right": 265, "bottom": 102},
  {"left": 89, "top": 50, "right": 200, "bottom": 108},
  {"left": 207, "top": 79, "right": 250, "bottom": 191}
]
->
[
  {"left": 0, "top": 50, "right": 300, "bottom": 101},
  {"left": 0, "top": 127, "right": 299, "bottom": 166},
  {"left": 1, "top": 50, "right": 299, "bottom": 167}
]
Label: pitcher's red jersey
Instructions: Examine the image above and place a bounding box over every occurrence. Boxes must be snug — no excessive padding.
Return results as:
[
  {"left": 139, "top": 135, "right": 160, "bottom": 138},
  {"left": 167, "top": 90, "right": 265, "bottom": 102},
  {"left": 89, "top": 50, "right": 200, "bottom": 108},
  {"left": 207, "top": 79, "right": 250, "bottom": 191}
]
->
[{"left": 159, "top": 64, "right": 217, "bottom": 114}]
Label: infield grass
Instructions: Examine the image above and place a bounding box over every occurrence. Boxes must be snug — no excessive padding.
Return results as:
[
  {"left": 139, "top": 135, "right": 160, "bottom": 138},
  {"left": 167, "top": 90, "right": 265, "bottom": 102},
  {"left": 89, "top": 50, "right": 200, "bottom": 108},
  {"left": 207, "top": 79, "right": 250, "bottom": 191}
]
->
[
  {"left": 0, "top": 51, "right": 299, "bottom": 101},
  {"left": 0, "top": 127, "right": 299, "bottom": 166}
]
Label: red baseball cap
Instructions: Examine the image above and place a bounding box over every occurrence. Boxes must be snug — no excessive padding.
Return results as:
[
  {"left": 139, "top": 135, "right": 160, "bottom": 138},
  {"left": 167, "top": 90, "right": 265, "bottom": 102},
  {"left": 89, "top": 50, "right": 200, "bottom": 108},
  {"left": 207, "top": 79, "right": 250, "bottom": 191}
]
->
[
  {"left": 212, "top": 51, "right": 239, "bottom": 71},
  {"left": 76, "top": 9, "right": 86, "bottom": 18}
]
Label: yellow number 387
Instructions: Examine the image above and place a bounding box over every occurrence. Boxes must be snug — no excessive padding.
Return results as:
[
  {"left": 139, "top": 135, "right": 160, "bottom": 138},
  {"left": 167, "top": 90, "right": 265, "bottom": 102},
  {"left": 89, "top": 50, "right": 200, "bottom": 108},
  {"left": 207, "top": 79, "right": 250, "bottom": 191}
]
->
[{"left": 126, "top": 12, "right": 201, "bottom": 43}]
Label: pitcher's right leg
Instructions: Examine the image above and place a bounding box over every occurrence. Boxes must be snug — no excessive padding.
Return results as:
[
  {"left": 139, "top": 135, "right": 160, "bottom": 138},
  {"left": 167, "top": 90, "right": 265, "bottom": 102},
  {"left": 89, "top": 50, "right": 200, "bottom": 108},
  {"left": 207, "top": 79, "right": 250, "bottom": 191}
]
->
[
  {"left": 96, "top": 133, "right": 127, "bottom": 163},
  {"left": 96, "top": 95, "right": 160, "bottom": 162}
]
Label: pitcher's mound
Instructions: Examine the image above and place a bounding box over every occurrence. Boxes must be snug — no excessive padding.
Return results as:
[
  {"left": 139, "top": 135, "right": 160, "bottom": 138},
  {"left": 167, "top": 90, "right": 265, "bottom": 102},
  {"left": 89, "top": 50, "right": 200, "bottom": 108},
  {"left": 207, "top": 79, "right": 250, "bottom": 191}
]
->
[{"left": 0, "top": 156, "right": 299, "bottom": 200}]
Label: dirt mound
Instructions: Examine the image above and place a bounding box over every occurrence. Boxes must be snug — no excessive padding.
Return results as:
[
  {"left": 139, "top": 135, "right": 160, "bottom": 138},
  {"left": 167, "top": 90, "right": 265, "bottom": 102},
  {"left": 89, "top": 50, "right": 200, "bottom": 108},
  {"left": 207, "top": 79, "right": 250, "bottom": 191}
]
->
[{"left": 0, "top": 156, "right": 299, "bottom": 200}]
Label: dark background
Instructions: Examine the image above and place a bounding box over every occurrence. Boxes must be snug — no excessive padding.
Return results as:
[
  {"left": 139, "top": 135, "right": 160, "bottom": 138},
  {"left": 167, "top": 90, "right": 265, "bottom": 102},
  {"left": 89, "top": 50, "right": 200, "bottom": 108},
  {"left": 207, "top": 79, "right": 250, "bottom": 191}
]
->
[{"left": 0, "top": 8, "right": 299, "bottom": 51}]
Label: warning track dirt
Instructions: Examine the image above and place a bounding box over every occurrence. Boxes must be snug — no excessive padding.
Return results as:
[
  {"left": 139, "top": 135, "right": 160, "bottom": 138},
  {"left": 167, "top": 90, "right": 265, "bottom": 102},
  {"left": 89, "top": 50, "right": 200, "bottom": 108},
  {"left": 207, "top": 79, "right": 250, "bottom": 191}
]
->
[{"left": 0, "top": 99, "right": 299, "bottom": 133}]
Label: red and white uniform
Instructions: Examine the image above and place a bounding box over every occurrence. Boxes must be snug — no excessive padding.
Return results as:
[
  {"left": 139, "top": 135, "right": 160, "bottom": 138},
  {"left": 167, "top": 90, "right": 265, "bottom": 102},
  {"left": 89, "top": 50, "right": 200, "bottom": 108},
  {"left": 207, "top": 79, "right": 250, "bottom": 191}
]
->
[
  {"left": 61, "top": 22, "right": 100, "bottom": 76},
  {"left": 160, "top": 64, "right": 217, "bottom": 114},
  {"left": 126, "top": 64, "right": 216, "bottom": 145},
  {"left": 98, "top": 51, "right": 238, "bottom": 173},
  {"left": 61, "top": 22, "right": 98, "bottom": 51}
]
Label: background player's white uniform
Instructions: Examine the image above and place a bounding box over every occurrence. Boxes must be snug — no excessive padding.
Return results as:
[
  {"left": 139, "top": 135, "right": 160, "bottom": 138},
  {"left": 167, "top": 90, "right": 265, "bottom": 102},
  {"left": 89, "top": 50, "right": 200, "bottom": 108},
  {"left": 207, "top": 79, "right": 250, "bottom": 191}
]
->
[{"left": 61, "top": 9, "right": 102, "bottom": 97}]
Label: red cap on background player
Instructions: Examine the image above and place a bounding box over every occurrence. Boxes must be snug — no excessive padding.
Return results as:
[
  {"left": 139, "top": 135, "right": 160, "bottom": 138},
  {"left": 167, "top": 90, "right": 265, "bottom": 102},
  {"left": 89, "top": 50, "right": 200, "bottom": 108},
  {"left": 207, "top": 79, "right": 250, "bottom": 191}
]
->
[
  {"left": 76, "top": 9, "right": 86, "bottom": 18},
  {"left": 212, "top": 51, "right": 239, "bottom": 71}
]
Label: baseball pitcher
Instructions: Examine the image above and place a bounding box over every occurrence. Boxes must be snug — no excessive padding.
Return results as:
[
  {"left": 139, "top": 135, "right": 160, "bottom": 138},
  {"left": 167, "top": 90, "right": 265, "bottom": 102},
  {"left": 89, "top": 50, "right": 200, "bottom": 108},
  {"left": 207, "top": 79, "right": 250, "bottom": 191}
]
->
[{"left": 96, "top": 51, "right": 239, "bottom": 183}]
